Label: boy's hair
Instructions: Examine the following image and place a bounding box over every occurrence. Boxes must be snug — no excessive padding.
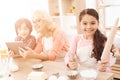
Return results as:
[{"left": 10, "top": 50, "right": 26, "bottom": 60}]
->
[{"left": 15, "top": 18, "right": 32, "bottom": 35}]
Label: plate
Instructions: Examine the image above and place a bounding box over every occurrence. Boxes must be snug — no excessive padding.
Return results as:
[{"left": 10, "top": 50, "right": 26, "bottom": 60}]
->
[{"left": 32, "top": 64, "right": 44, "bottom": 70}]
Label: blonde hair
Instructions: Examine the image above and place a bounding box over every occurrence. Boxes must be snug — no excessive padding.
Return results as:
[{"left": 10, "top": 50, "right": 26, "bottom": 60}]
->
[
  {"left": 32, "top": 10, "right": 52, "bottom": 21},
  {"left": 32, "top": 10, "right": 56, "bottom": 32}
]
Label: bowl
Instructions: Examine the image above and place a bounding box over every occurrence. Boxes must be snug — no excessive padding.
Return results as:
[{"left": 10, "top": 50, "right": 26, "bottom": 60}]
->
[
  {"left": 80, "top": 69, "right": 98, "bottom": 79},
  {"left": 66, "top": 70, "right": 79, "bottom": 79},
  {"left": 32, "top": 64, "right": 44, "bottom": 70}
]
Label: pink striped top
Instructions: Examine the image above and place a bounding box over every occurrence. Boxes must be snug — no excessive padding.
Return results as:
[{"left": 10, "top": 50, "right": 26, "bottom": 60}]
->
[{"left": 34, "top": 28, "right": 69, "bottom": 60}]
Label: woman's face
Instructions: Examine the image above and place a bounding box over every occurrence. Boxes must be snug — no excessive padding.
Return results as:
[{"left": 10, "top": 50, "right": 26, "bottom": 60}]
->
[
  {"left": 80, "top": 14, "right": 99, "bottom": 39},
  {"left": 32, "top": 17, "right": 41, "bottom": 34},
  {"left": 32, "top": 18, "right": 50, "bottom": 37},
  {"left": 18, "top": 23, "right": 30, "bottom": 39}
]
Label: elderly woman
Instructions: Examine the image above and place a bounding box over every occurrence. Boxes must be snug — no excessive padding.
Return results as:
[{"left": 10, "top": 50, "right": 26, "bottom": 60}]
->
[{"left": 19, "top": 10, "right": 69, "bottom": 61}]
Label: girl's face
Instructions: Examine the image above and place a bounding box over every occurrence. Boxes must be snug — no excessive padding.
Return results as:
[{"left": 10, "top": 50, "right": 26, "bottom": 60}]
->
[
  {"left": 80, "top": 14, "right": 99, "bottom": 39},
  {"left": 18, "top": 23, "right": 30, "bottom": 39}
]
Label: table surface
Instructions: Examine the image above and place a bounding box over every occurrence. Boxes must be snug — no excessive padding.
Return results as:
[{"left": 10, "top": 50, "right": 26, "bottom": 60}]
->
[{"left": 11, "top": 58, "right": 114, "bottom": 80}]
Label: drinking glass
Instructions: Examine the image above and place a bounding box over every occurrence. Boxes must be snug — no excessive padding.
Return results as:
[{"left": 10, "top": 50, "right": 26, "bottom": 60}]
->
[{"left": 0, "top": 43, "right": 10, "bottom": 79}]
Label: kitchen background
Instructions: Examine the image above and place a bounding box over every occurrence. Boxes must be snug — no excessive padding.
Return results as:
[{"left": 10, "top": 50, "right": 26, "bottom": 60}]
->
[{"left": 0, "top": 0, "right": 120, "bottom": 48}]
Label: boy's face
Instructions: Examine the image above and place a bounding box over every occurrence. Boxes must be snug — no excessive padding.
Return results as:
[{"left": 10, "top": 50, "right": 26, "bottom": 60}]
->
[{"left": 18, "top": 23, "right": 30, "bottom": 39}]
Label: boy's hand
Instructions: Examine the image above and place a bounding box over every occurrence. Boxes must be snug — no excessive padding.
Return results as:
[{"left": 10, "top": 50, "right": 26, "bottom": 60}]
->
[{"left": 19, "top": 47, "right": 33, "bottom": 58}]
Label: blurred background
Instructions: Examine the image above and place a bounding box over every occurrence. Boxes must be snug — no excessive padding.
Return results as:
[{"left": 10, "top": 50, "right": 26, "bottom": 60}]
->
[{"left": 0, "top": 0, "right": 120, "bottom": 45}]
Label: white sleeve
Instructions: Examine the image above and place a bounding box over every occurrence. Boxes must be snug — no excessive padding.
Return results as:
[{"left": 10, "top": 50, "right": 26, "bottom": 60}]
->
[{"left": 109, "top": 52, "right": 116, "bottom": 66}]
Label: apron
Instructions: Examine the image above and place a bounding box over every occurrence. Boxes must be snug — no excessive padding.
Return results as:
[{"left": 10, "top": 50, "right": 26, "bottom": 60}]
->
[
  {"left": 42, "top": 37, "right": 66, "bottom": 59},
  {"left": 42, "top": 37, "right": 53, "bottom": 53},
  {"left": 76, "top": 39, "right": 97, "bottom": 70}
]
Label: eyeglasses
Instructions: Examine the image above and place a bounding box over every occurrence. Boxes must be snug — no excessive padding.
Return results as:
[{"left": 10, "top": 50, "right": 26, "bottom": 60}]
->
[{"left": 32, "top": 19, "right": 41, "bottom": 24}]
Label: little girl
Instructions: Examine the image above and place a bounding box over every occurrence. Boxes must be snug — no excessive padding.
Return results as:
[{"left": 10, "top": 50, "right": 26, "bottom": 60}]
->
[{"left": 64, "top": 8, "right": 116, "bottom": 72}]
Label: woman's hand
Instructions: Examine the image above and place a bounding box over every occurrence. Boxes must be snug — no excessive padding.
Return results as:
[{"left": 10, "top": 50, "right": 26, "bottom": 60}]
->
[
  {"left": 19, "top": 47, "right": 34, "bottom": 59},
  {"left": 97, "top": 60, "right": 108, "bottom": 72}
]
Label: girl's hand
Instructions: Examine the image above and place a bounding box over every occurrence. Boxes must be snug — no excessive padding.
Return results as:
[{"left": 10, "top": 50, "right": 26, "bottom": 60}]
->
[
  {"left": 68, "top": 55, "right": 78, "bottom": 70},
  {"left": 97, "top": 60, "right": 108, "bottom": 72}
]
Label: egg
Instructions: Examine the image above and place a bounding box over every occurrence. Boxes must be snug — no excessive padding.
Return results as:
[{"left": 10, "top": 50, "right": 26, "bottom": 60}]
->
[
  {"left": 58, "top": 76, "right": 68, "bottom": 80},
  {"left": 48, "top": 75, "right": 57, "bottom": 80}
]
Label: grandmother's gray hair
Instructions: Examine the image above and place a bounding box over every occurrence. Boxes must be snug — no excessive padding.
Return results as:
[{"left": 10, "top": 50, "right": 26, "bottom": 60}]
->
[
  {"left": 32, "top": 10, "right": 53, "bottom": 22},
  {"left": 32, "top": 10, "right": 56, "bottom": 32}
]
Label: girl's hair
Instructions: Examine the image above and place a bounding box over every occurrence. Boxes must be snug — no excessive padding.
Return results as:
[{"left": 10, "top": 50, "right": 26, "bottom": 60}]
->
[
  {"left": 79, "top": 8, "right": 107, "bottom": 61},
  {"left": 15, "top": 18, "right": 32, "bottom": 35}
]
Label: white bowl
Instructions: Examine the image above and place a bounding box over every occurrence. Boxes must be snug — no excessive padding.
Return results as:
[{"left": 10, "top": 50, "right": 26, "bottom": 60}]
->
[{"left": 80, "top": 69, "right": 98, "bottom": 79}]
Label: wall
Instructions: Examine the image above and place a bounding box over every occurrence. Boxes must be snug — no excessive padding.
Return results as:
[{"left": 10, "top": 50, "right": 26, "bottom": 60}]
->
[{"left": 48, "top": 0, "right": 86, "bottom": 33}]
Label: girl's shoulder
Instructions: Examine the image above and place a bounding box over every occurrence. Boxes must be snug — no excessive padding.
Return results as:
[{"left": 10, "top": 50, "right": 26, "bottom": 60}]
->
[{"left": 73, "top": 34, "right": 83, "bottom": 42}]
